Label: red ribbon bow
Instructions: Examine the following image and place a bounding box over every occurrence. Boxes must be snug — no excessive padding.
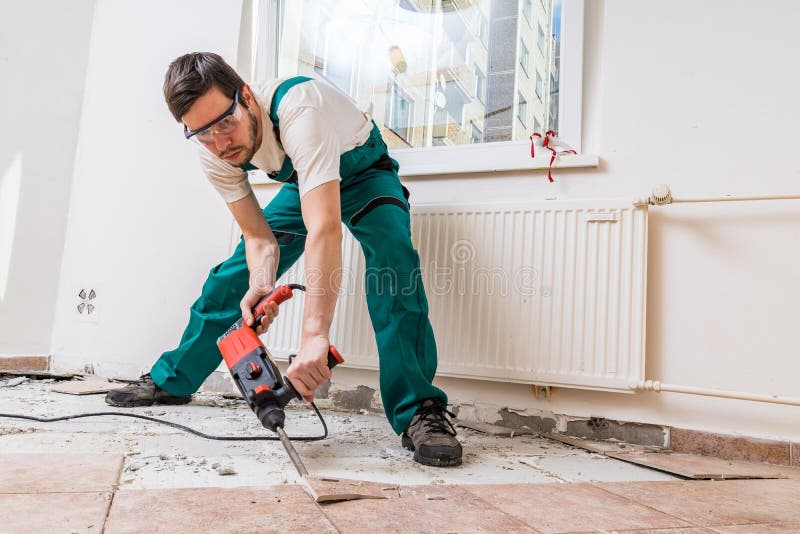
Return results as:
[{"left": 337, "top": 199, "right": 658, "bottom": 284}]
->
[{"left": 529, "top": 130, "right": 577, "bottom": 182}]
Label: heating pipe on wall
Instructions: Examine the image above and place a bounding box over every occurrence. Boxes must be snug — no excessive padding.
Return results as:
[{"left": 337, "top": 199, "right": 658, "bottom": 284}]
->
[
  {"left": 631, "top": 380, "right": 800, "bottom": 407},
  {"left": 632, "top": 183, "right": 800, "bottom": 407},
  {"left": 635, "top": 184, "right": 800, "bottom": 206}
]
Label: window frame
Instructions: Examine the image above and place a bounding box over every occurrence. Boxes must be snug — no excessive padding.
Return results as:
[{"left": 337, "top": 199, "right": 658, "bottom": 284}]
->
[
  {"left": 470, "top": 120, "right": 483, "bottom": 144},
  {"left": 386, "top": 80, "right": 415, "bottom": 146},
  {"left": 474, "top": 64, "right": 486, "bottom": 105},
  {"left": 535, "top": 70, "right": 543, "bottom": 101},
  {"left": 523, "top": 0, "right": 533, "bottom": 26},
  {"left": 517, "top": 92, "right": 528, "bottom": 128},
  {"left": 519, "top": 39, "right": 529, "bottom": 76},
  {"left": 537, "top": 23, "right": 545, "bottom": 53},
  {"left": 255, "top": 0, "right": 590, "bottom": 178}
]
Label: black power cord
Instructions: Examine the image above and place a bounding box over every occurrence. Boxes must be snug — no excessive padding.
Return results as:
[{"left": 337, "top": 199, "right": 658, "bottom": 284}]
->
[
  {"left": 1, "top": 283, "right": 325, "bottom": 442},
  {"left": 0, "top": 401, "right": 328, "bottom": 442}
]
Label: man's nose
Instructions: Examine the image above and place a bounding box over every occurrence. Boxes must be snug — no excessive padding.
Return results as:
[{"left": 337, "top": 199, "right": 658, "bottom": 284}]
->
[{"left": 213, "top": 134, "right": 231, "bottom": 152}]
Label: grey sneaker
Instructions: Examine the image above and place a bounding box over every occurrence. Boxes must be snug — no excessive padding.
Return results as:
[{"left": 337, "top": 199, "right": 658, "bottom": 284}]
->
[
  {"left": 104, "top": 374, "right": 192, "bottom": 407},
  {"left": 401, "top": 399, "right": 463, "bottom": 467}
]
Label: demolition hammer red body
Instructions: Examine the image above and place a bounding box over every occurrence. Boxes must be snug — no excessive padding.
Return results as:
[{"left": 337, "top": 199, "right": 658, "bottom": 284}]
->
[{"left": 216, "top": 284, "right": 343, "bottom": 433}]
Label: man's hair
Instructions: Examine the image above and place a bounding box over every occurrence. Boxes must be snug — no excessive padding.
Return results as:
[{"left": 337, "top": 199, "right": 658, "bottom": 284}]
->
[{"left": 163, "top": 52, "right": 245, "bottom": 122}]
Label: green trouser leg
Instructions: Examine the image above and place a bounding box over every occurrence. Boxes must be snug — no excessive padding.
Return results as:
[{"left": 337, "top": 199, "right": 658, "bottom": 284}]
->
[
  {"left": 339, "top": 167, "right": 447, "bottom": 434},
  {"left": 344, "top": 204, "right": 447, "bottom": 434},
  {"left": 149, "top": 184, "right": 307, "bottom": 396}
]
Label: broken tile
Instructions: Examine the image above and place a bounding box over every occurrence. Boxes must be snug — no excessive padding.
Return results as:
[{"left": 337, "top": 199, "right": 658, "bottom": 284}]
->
[
  {"left": 296, "top": 454, "right": 433, "bottom": 485},
  {"left": 464, "top": 483, "right": 690, "bottom": 533},
  {"left": 0, "top": 453, "right": 123, "bottom": 493},
  {"left": 519, "top": 454, "right": 678, "bottom": 483},
  {"left": 457, "top": 419, "right": 537, "bottom": 437},
  {"left": 607, "top": 450, "right": 792, "bottom": 480},
  {"left": 597, "top": 479, "right": 800, "bottom": 526},
  {"left": 670, "top": 428, "right": 791, "bottom": 466},
  {"left": 320, "top": 485, "right": 536, "bottom": 532},
  {"left": 105, "top": 486, "right": 336, "bottom": 533},
  {"left": 1, "top": 377, "right": 28, "bottom": 387},
  {"left": 51, "top": 375, "right": 123, "bottom": 395},
  {"left": 0, "top": 369, "right": 79, "bottom": 379},
  {"left": 0, "top": 492, "right": 111, "bottom": 532},
  {"left": 543, "top": 432, "right": 651, "bottom": 453},
  {"left": 302, "top": 476, "right": 399, "bottom": 502}
]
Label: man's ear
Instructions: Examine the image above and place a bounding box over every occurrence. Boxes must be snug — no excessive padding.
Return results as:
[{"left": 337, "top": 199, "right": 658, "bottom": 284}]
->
[{"left": 240, "top": 84, "right": 255, "bottom": 107}]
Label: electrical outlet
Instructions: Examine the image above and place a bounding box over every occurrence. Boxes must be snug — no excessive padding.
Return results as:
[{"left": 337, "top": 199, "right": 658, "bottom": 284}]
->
[{"left": 76, "top": 287, "right": 99, "bottom": 323}]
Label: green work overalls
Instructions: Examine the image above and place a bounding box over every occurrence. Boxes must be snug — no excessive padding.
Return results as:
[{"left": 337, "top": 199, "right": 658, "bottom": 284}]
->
[{"left": 150, "top": 77, "right": 446, "bottom": 434}]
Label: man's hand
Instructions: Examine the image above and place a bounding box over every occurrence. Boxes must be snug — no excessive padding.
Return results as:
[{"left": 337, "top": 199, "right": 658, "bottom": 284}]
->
[
  {"left": 240, "top": 287, "right": 280, "bottom": 335},
  {"left": 240, "top": 232, "right": 280, "bottom": 334},
  {"left": 286, "top": 335, "right": 332, "bottom": 402}
]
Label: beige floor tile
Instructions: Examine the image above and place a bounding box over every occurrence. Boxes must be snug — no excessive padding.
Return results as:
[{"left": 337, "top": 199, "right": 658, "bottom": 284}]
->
[
  {"left": 464, "top": 483, "right": 690, "bottom": 533},
  {"left": 320, "top": 484, "right": 538, "bottom": 533},
  {"left": 0, "top": 453, "right": 123, "bottom": 493},
  {"left": 104, "top": 485, "right": 336, "bottom": 533},
  {"left": 597, "top": 479, "right": 800, "bottom": 527},
  {"left": 0, "top": 492, "right": 111, "bottom": 533}
]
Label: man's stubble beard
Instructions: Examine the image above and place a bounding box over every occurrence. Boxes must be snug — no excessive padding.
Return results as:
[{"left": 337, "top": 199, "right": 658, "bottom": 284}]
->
[{"left": 240, "top": 107, "right": 259, "bottom": 163}]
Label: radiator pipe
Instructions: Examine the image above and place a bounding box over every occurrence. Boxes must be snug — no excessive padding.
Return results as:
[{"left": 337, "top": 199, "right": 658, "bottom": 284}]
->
[
  {"left": 631, "top": 380, "right": 800, "bottom": 407},
  {"left": 634, "top": 184, "right": 800, "bottom": 207}
]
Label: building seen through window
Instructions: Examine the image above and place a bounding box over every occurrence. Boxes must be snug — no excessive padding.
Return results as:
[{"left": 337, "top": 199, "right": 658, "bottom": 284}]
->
[{"left": 278, "top": 0, "right": 562, "bottom": 149}]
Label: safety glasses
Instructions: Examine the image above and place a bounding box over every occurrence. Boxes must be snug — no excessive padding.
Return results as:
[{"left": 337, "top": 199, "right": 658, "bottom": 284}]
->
[{"left": 184, "top": 89, "right": 241, "bottom": 143}]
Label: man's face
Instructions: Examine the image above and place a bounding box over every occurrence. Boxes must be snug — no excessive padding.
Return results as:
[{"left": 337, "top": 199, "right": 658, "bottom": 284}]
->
[{"left": 182, "top": 86, "right": 260, "bottom": 166}]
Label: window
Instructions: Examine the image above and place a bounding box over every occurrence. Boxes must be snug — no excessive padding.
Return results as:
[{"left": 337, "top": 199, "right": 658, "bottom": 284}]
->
[
  {"left": 534, "top": 117, "right": 541, "bottom": 133},
  {"left": 387, "top": 81, "right": 413, "bottom": 144},
  {"left": 537, "top": 24, "right": 545, "bottom": 52},
  {"left": 475, "top": 65, "right": 486, "bottom": 104},
  {"left": 523, "top": 0, "right": 533, "bottom": 26},
  {"left": 476, "top": 10, "right": 488, "bottom": 47},
  {"left": 519, "top": 40, "right": 529, "bottom": 75},
  {"left": 535, "top": 71, "right": 543, "bottom": 101},
  {"left": 313, "top": 13, "right": 353, "bottom": 93},
  {"left": 259, "top": 0, "right": 585, "bottom": 170},
  {"left": 470, "top": 121, "right": 483, "bottom": 144}
]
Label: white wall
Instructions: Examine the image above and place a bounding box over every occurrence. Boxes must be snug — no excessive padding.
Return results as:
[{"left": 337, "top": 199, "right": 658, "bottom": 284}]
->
[
  {"left": 0, "top": 0, "right": 95, "bottom": 355},
  {"left": 47, "top": 0, "right": 800, "bottom": 442},
  {"left": 50, "top": 0, "right": 243, "bottom": 375},
  {"left": 396, "top": 0, "right": 800, "bottom": 441}
]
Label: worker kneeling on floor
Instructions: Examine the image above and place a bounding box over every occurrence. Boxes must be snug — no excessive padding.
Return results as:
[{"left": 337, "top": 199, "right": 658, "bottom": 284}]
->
[{"left": 105, "top": 52, "right": 463, "bottom": 467}]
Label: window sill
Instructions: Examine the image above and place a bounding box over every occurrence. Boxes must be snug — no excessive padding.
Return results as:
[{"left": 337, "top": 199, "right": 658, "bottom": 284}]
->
[
  {"left": 391, "top": 141, "right": 598, "bottom": 177},
  {"left": 249, "top": 143, "right": 598, "bottom": 185}
]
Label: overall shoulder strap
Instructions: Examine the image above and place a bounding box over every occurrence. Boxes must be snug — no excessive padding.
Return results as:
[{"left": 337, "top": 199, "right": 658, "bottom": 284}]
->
[
  {"left": 238, "top": 77, "right": 312, "bottom": 172},
  {"left": 269, "top": 76, "right": 313, "bottom": 129}
]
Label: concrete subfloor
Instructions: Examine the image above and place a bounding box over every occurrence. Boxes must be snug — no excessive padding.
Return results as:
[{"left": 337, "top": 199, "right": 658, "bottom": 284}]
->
[
  {"left": 0, "top": 378, "right": 678, "bottom": 488},
  {"left": 3, "top": 377, "right": 800, "bottom": 533}
]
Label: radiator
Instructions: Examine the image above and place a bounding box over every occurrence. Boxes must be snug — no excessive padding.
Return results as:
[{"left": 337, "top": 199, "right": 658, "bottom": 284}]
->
[{"left": 260, "top": 199, "right": 648, "bottom": 393}]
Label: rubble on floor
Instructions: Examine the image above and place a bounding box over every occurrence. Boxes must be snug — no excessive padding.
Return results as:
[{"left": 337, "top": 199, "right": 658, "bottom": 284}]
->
[{"left": 0, "top": 375, "right": 680, "bottom": 488}]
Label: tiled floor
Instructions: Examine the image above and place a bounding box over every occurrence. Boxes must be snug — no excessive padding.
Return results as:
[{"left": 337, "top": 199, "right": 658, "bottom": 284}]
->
[
  {"left": 2, "top": 452, "right": 799, "bottom": 533},
  {"left": 2, "top": 379, "right": 800, "bottom": 532}
]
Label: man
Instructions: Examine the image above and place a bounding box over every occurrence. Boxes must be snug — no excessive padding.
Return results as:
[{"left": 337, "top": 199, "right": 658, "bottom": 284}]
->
[{"left": 105, "top": 52, "right": 462, "bottom": 467}]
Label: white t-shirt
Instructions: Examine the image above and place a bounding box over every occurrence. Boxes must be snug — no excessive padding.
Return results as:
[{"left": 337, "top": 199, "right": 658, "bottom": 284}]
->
[{"left": 197, "top": 77, "right": 373, "bottom": 201}]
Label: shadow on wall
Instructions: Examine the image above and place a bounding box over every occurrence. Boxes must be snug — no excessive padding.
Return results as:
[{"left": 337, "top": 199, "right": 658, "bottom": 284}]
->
[
  {"left": 0, "top": 0, "right": 96, "bottom": 352},
  {"left": 0, "top": 154, "right": 22, "bottom": 303}
]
